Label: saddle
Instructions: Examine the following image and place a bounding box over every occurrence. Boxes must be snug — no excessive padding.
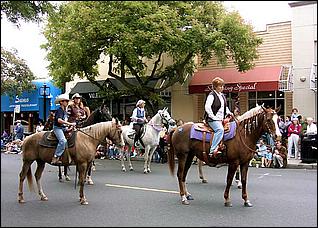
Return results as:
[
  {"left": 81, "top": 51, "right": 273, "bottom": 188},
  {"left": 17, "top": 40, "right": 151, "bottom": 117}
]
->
[{"left": 38, "top": 130, "right": 77, "bottom": 148}]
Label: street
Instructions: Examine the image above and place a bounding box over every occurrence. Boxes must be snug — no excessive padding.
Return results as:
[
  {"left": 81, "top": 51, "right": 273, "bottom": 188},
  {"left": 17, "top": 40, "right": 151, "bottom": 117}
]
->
[{"left": 1, "top": 153, "right": 317, "bottom": 227}]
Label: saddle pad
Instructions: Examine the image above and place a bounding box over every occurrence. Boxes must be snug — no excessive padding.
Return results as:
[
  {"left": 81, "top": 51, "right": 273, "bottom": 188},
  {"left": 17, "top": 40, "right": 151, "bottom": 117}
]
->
[
  {"left": 38, "top": 131, "right": 77, "bottom": 148},
  {"left": 190, "top": 122, "right": 237, "bottom": 142}
]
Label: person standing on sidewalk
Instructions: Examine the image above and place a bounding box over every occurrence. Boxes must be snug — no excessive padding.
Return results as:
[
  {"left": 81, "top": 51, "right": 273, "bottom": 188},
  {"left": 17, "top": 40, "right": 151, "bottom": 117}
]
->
[{"left": 287, "top": 117, "right": 302, "bottom": 159}]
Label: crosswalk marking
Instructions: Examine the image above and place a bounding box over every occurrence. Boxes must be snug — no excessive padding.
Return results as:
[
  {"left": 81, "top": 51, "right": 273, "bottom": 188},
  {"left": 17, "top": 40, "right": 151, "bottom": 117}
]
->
[{"left": 105, "top": 183, "right": 179, "bottom": 194}]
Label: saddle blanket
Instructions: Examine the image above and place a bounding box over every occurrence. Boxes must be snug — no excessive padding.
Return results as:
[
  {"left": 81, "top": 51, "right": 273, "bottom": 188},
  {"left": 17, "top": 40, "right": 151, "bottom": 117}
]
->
[
  {"left": 190, "top": 121, "right": 237, "bottom": 142},
  {"left": 38, "top": 131, "right": 77, "bottom": 148}
]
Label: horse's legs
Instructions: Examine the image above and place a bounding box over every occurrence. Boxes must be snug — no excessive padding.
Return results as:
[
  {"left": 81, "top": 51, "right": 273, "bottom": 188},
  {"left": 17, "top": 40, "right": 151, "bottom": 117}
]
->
[
  {"left": 183, "top": 153, "right": 195, "bottom": 201},
  {"left": 143, "top": 146, "right": 150, "bottom": 173},
  {"left": 86, "top": 162, "right": 94, "bottom": 185},
  {"left": 126, "top": 147, "right": 133, "bottom": 171},
  {"left": 198, "top": 159, "right": 208, "bottom": 183},
  {"left": 77, "top": 163, "right": 88, "bottom": 205},
  {"left": 18, "top": 160, "right": 33, "bottom": 203},
  {"left": 235, "top": 168, "right": 242, "bottom": 189},
  {"left": 240, "top": 163, "right": 253, "bottom": 207},
  {"left": 120, "top": 147, "right": 127, "bottom": 172},
  {"left": 145, "top": 146, "right": 156, "bottom": 173},
  {"left": 224, "top": 163, "right": 239, "bottom": 207},
  {"left": 34, "top": 160, "right": 48, "bottom": 201},
  {"left": 176, "top": 153, "right": 188, "bottom": 205},
  {"left": 64, "top": 166, "right": 71, "bottom": 181}
]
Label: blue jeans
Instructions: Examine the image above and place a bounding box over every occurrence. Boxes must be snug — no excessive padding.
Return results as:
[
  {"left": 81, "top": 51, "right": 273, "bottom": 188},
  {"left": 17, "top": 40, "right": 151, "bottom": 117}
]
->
[
  {"left": 53, "top": 126, "right": 67, "bottom": 157},
  {"left": 207, "top": 120, "right": 224, "bottom": 153}
]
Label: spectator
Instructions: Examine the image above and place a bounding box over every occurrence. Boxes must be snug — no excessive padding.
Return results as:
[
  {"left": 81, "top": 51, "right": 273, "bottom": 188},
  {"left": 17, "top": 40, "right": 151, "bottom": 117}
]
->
[
  {"left": 305, "top": 117, "right": 317, "bottom": 135},
  {"left": 298, "top": 115, "right": 307, "bottom": 137},
  {"left": 256, "top": 139, "right": 269, "bottom": 168},
  {"left": 2, "top": 130, "right": 8, "bottom": 138},
  {"left": 291, "top": 108, "right": 299, "bottom": 120},
  {"left": 36, "top": 121, "right": 44, "bottom": 133},
  {"left": 287, "top": 117, "right": 302, "bottom": 159},
  {"left": 80, "top": 98, "right": 91, "bottom": 118},
  {"left": 273, "top": 140, "right": 288, "bottom": 168},
  {"left": 4, "top": 139, "right": 22, "bottom": 154},
  {"left": 265, "top": 149, "right": 273, "bottom": 167},
  {"left": 176, "top": 119, "right": 184, "bottom": 127},
  {"left": 14, "top": 120, "right": 24, "bottom": 141}
]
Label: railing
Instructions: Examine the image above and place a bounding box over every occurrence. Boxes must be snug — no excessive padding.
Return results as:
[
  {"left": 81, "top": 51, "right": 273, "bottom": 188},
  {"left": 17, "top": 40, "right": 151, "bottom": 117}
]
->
[
  {"left": 310, "top": 63, "right": 317, "bottom": 92},
  {"left": 278, "top": 65, "right": 293, "bottom": 91}
]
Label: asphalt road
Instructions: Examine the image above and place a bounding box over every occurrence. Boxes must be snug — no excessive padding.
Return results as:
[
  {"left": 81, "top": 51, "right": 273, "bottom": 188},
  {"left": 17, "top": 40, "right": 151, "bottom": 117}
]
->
[{"left": 1, "top": 153, "right": 317, "bottom": 227}]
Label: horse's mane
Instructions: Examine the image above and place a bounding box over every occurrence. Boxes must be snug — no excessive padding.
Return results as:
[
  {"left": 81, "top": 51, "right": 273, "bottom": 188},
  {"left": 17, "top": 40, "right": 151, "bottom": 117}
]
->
[
  {"left": 79, "top": 121, "right": 112, "bottom": 138},
  {"left": 236, "top": 105, "right": 263, "bottom": 122}
]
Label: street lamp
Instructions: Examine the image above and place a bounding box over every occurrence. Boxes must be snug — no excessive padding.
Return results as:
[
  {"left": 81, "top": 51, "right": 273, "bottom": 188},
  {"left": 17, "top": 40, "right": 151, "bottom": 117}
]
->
[{"left": 39, "top": 83, "right": 50, "bottom": 122}]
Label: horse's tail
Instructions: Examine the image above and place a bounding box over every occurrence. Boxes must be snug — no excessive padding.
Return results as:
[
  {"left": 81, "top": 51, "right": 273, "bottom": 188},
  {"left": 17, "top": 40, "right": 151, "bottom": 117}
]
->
[
  {"left": 26, "top": 166, "right": 35, "bottom": 193},
  {"left": 167, "top": 129, "right": 176, "bottom": 176}
]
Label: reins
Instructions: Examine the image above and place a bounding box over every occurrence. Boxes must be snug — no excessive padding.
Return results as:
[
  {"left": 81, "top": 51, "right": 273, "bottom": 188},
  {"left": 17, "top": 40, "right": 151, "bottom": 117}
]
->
[{"left": 75, "top": 127, "right": 109, "bottom": 146}]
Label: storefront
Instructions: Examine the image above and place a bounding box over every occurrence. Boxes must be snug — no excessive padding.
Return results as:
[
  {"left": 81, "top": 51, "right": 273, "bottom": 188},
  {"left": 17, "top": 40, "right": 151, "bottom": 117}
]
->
[
  {"left": 188, "top": 65, "right": 291, "bottom": 116},
  {"left": 1, "top": 79, "right": 62, "bottom": 134}
]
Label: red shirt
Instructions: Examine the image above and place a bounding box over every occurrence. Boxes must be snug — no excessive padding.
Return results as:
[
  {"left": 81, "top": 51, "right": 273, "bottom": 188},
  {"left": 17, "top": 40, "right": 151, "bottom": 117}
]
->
[{"left": 287, "top": 123, "right": 302, "bottom": 137}]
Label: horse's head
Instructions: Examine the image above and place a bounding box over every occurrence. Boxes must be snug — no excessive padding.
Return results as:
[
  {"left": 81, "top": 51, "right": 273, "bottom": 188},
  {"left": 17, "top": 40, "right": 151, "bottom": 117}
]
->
[
  {"left": 157, "top": 107, "right": 176, "bottom": 129},
  {"left": 109, "top": 118, "right": 125, "bottom": 147},
  {"left": 99, "top": 104, "right": 113, "bottom": 121},
  {"left": 261, "top": 105, "right": 282, "bottom": 140}
]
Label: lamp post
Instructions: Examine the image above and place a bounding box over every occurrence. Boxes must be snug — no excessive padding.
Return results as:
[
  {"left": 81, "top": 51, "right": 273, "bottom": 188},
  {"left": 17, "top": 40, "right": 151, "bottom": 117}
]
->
[{"left": 39, "top": 83, "right": 50, "bottom": 122}]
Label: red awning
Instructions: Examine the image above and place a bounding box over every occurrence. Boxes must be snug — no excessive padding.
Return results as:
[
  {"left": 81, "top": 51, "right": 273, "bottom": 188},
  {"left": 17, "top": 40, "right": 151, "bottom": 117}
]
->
[{"left": 189, "top": 66, "right": 282, "bottom": 94}]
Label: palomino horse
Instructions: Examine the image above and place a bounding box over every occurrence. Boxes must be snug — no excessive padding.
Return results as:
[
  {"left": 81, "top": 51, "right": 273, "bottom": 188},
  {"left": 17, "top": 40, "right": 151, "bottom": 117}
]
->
[
  {"left": 58, "top": 103, "right": 113, "bottom": 183},
  {"left": 120, "top": 107, "right": 175, "bottom": 173},
  {"left": 18, "top": 119, "right": 124, "bottom": 205},
  {"left": 168, "top": 105, "right": 281, "bottom": 206}
]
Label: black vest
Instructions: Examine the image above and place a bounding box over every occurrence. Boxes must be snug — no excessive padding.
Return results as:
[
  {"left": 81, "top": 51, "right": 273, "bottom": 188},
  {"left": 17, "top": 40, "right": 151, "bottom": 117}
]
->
[{"left": 204, "top": 90, "right": 227, "bottom": 121}]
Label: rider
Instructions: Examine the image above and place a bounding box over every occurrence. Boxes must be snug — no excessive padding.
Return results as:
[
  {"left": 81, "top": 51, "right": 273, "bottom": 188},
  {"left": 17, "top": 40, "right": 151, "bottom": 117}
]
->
[
  {"left": 67, "top": 93, "right": 87, "bottom": 126},
  {"left": 131, "top": 99, "right": 147, "bottom": 148},
  {"left": 51, "top": 94, "right": 77, "bottom": 165},
  {"left": 204, "top": 77, "right": 233, "bottom": 158}
]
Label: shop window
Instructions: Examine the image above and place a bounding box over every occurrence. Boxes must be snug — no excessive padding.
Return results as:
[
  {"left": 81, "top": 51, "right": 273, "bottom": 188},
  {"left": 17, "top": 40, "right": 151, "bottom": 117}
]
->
[{"left": 248, "top": 91, "right": 285, "bottom": 116}]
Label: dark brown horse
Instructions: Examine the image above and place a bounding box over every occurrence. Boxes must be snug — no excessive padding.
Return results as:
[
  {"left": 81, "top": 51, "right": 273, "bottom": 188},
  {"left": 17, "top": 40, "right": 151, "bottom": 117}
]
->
[
  {"left": 18, "top": 119, "right": 124, "bottom": 205},
  {"left": 168, "top": 105, "right": 281, "bottom": 206}
]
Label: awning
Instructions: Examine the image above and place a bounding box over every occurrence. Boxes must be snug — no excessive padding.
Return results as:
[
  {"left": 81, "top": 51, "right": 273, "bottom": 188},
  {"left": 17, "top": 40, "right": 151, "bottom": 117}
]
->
[{"left": 188, "top": 66, "right": 282, "bottom": 94}]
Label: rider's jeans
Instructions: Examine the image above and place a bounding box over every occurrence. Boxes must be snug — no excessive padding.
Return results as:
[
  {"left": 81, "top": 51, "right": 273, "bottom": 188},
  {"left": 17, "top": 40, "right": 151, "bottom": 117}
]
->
[
  {"left": 53, "top": 126, "right": 67, "bottom": 157},
  {"left": 207, "top": 120, "right": 224, "bottom": 153}
]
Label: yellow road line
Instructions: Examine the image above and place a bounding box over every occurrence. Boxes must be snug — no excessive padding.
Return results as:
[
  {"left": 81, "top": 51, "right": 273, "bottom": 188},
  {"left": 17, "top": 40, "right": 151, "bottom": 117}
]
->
[{"left": 105, "top": 183, "right": 179, "bottom": 194}]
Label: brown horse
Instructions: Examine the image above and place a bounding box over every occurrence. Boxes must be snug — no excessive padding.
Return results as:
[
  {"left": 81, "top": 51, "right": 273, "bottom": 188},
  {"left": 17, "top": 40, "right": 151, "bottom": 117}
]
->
[
  {"left": 168, "top": 105, "right": 281, "bottom": 206},
  {"left": 18, "top": 119, "right": 124, "bottom": 205}
]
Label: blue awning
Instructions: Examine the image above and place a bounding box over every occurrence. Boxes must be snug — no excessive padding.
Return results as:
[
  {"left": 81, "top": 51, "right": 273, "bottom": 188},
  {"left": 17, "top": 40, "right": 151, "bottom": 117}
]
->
[{"left": 1, "top": 79, "right": 62, "bottom": 113}]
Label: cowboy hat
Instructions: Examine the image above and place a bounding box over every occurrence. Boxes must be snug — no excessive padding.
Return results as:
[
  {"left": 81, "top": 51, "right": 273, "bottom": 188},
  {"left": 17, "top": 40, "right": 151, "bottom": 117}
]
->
[
  {"left": 54, "top": 94, "right": 70, "bottom": 104},
  {"left": 71, "top": 93, "right": 82, "bottom": 99},
  {"left": 136, "top": 99, "right": 145, "bottom": 107},
  {"left": 291, "top": 117, "right": 299, "bottom": 121}
]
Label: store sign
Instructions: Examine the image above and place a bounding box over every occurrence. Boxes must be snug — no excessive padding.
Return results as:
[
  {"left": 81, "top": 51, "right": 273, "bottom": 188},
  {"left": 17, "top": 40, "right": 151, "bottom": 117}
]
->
[{"left": 223, "top": 83, "right": 258, "bottom": 92}]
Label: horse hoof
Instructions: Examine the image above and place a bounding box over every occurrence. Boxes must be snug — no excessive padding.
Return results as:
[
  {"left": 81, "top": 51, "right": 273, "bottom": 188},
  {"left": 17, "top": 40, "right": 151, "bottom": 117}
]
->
[
  {"left": 224, "top": 202, "right": 233, "bottom": 207},
  {"left": 87, "top": 180, "right": 94, "bottom": 185},
  {"left": 202, "top": 179, "right": 208, "bottom": 183},
  {"left": 237, "top": 184, "right": 242, "bottom": 189},
  {"left": 129, "top": 167, "right": 134, "bottom": 171},
  {"left": 181, "top": 200, "right": 189, "bottom": 205},
  {"left": 143, "top": 170, "right": 147, "bottom": 174},
  {"left": 41, "top": 196, "right": 48, "bottom": 201},
  {"left": 65, "top": 175, "right": 71, "bottom": 181},
  {"left": 122, "top": 168, "right": 126, "bottom": 172},
  {"left": 186, "top": 195, "right": 194, "bottom": 200},
  {"left": 18, "top": 199, "right": 25, "bottom": 204},
  {"left": 59, "top": 179, "right": 63, "bottom": 183},
  {"left": 244, "top": 201, "right": 253, "bottom": 207},
  {"left": 80, "top": 200, "right": 88, "bottom": 205}
]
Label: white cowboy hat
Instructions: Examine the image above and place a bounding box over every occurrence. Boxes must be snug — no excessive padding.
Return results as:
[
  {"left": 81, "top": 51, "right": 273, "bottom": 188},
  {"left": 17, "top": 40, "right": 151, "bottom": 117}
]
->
[
  {"left": 16, "top": 120, "right": 21, "bottom": 123},
  {"left": 291, "top": 117, "right": 299, "bottom": 121},
  {"left": 71, "top": 93, "right": 82, "bottom": 99},
  {"left": 136, "top": 99, "right": 145, "bottom": 107},
  {"left": 54, "top": 94, "right": 70, "bottom": 104}
]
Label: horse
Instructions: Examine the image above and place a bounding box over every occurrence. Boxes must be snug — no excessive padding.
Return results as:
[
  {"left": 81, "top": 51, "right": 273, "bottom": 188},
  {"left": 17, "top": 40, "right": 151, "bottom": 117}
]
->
[
  {"left": 58, "top": 103, "right": 113, "bottom": 183},
  {"left": 18, "top": 119, "right": 124, "bottom": 205},
  {"left": 167, "top": 104, "right": 281, "bottom": 206},
  {"left": 119, "top": 107, "right": 175, "bottom": 173}
]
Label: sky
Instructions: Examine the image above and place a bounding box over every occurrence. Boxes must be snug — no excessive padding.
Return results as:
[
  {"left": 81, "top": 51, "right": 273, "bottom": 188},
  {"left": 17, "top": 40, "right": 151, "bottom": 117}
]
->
[{"left": 1, "top": 1, "right": 293, "bottom": 80}]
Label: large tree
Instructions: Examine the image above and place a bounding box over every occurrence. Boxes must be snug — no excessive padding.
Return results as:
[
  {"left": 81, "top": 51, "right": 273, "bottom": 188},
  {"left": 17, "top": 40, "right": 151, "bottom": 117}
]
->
[
  {"left": 42, "top": 1, "right": 262, "bottom": 113},
  {"left": 1, "top": 1, "right": 54, "bottom": 27},
  {"left": 1, "top": 47, "right": 36, "bottom": 98}
]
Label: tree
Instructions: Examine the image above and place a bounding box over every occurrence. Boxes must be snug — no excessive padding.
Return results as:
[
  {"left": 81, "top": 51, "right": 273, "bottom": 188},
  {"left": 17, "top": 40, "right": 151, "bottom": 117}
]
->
[
  {"left": 1, "top": 47, "right": 36, "bottom": 98},
  {"left": 1, "top": 1, "right": 54, "bottom": 27},
  {"left": 42, "top": 1, "right": 262, "bottom": 113}
]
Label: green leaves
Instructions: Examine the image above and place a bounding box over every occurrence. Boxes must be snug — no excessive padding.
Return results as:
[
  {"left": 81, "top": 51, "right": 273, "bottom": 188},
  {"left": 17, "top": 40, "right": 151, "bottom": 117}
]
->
[
  {"left": 1, "top": 47, "right": 36, "bottom": 98},
  {"left": 43, "top": 1, "right": 262, "bottom": 112}
]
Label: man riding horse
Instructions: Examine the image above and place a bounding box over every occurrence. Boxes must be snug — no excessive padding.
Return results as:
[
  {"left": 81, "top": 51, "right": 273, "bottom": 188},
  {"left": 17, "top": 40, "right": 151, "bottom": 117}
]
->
[{"left": 51, "top": 94, "right": 76, "bottom": 165}]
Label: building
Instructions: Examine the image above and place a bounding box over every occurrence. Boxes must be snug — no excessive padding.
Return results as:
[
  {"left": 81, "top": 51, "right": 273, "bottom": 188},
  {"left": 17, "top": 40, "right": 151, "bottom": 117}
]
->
[
  {"left": 289, "top": 1, "right": 317, "bottom": 120},
  {"left": 1, "top": 79, "right": 62, "bottom": 134}
]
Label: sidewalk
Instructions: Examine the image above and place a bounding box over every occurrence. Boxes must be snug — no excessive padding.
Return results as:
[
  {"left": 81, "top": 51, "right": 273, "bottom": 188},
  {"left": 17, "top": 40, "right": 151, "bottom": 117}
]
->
[{"left": 286, "top": 158, "right": 317, "bottom": 170}]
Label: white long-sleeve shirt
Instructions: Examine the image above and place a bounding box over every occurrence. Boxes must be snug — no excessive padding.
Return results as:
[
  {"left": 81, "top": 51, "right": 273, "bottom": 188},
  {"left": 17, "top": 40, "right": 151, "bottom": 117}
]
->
[
  {"left": 205, "top": 91, "right": 231, "bottom": 121},
  {"left": 306, "top": 123, "right": 317, "bottom": 135}
]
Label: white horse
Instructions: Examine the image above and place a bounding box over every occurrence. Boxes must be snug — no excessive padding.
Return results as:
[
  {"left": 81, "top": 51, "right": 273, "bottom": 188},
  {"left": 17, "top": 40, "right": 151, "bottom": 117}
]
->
[{"left": 120, "top": 107, "right": 175, "bottom": 173}]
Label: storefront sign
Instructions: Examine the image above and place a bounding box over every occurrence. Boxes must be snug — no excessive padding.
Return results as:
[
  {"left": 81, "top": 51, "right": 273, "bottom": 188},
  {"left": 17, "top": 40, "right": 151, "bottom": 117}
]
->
[{"left": 223, "top": 83, "right": 257, "bottom": 92}]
